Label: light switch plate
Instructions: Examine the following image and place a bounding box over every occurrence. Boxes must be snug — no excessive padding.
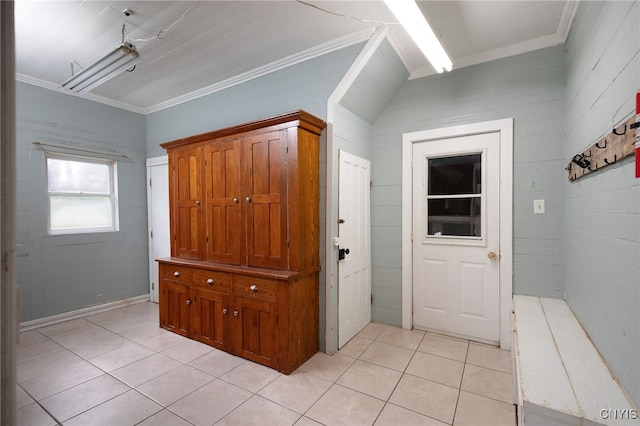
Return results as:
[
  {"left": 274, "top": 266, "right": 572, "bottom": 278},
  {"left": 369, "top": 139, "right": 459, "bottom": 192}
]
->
[{"left": 534, "top": 199, "right": 545, "bottom": 214}]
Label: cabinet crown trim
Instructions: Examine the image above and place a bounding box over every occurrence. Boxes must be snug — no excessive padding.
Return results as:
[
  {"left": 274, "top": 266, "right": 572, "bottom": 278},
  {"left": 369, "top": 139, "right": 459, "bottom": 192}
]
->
[{"left": 160, "top": 110, "right": 326, "bottom": 150}]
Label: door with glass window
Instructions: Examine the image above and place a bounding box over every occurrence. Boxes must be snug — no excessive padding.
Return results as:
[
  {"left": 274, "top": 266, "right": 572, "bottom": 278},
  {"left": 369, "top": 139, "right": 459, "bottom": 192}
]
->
[{"left": 412, "top": 132, "right": 500, "bottom": 343}]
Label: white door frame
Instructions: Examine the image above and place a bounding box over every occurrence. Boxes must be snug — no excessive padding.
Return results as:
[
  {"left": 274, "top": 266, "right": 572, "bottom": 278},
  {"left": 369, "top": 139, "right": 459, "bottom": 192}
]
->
[
  {"left": 146, "top": 155, "right": 169, "bottom": 303},
  {"left": 401, "top": 118, "right": 513, "bottom": 349}
]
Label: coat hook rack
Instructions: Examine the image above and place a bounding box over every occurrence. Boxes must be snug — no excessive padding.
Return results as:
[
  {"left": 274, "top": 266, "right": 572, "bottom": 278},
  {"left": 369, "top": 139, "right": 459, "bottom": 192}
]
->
[{"left": 566, "top": 115, "right": 635, "bottom": 182}]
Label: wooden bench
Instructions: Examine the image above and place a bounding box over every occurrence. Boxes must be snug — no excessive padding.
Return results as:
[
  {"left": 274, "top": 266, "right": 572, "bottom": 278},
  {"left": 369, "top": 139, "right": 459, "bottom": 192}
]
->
[{"left": 512, "top": 295, "right": 639, "bottom": 425}]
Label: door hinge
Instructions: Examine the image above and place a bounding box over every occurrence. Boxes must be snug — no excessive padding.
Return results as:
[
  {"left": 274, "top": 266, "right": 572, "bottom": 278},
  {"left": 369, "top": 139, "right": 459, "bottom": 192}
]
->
[
  {"left": 286, "top": 146, "right": 289, "bottom": 153},
  {"left": 150, "top": 230, "right": 153, "bottom": 239},
  {"left": 371, "top": 293, "right": 373, "bottom": 304},
  {"left": 152, "top": 282, "right": 155, "bottom": 290},
  {"left": 149, "top": 178, "right": 152, "bottom": 186}
]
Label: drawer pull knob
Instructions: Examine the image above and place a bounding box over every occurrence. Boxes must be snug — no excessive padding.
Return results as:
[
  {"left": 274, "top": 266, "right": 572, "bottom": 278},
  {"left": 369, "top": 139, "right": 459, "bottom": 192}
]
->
[
  {"left": 195, "top": 200, "right": 201, "bottom": 206},
  {"left": 186, "top": 299, "right": 191, "bottom": 306},
  {"left": 207, "top": 278, "right": 214, "bottom": 285},
  {"left": 245, "top": 196, "right": 251, "bottom": 202},
  {"left": 233, "top": 198, "right": 239, "bottom": 204},
  {"left": 233, "top": 310, "right": 239, "bottom": 317},
  {"left": 249, "top": 284, "right": 258, "bottom": 292},
  {"left": 173, "top": 271, "right": 180, "bottom": 277},
  {"left": 223, "top": 308, "right": 228, "bottom": 314}
]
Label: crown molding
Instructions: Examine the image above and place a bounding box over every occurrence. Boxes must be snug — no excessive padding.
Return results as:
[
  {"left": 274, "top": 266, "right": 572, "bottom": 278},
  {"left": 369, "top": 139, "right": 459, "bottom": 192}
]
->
[
  {"left": 16, "top": 73, "right": 145, "bottom": 114},
  {"left": 142, "top": 27, "right": 373, "bottom": 115},
  {"left": 558, "top": 0, "right": 580, "bottom": 42}
]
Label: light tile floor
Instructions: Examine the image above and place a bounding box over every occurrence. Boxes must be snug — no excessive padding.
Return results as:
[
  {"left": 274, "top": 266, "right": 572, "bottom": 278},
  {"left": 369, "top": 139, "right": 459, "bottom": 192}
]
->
[{"left": 16, "top": 302, "right": 516, "bottom": 426}]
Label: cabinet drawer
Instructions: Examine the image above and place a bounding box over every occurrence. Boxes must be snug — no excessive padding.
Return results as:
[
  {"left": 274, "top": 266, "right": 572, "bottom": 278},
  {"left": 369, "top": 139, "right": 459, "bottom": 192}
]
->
[
  {"left": 160, "top": 264, "right": 193, "bottom": 282},
  {"left": 192, "top": 269, "right": 231, "bottom": 291},
  {"left": 233, "top": 276, "right": 279, "bottom": 300}
]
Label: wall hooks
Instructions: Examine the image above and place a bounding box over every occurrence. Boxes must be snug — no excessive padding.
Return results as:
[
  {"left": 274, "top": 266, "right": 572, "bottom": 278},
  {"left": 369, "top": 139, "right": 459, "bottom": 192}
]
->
[
  {"left": 567, "top": 114, "right": 635, "bottom": 182},
  {"left": 595, "top": 139, "right": 607, "bottom": 149},
  {"left": 612, "top": 124, "right": 627, "bottom": 136}
]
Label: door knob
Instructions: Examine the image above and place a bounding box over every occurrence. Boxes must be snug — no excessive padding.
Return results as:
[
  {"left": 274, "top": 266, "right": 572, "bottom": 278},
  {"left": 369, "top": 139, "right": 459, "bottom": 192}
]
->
[
  {"left": 233, "top": 198, "right": 239, "bottom": 204},
  {"left": 245, "top": 196, "right": 251, "bottom": 202},
  {"left": 195, "top": 200, "right": 201, "bottom": 206},
  {"left": 207, "top": 278, "right": 214, "bottom": 285},
  {"left": 338, "top": 247, "right": 350, "bottom": 260},
  {"left": 488, "top": 251, "right": 498, "bottom": 260},
  {"left": 186, "top": 299, "right": 191, "bottom": 305}
]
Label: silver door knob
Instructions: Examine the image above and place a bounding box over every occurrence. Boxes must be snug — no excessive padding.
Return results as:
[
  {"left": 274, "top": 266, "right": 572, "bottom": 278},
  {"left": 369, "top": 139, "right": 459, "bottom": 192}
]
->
[
  {"left": 207, "top": 278, "right": 214, "bottom": 285},
  {"left": 195, "top": 200, "right": 201, "bottom": 205},
  {"left": 249, "top": 284, "right": 258, "bottom": 292},
  {"left": 223, "top": 308, "right": 228, "bottom": 314},
  {"left": 233, "top": 310, "right": 239, "bottom": 317},
  {"left": 233, "top": 198, "right": 239, "bottom": 204},
  {"left": 488, "top": 251, "right": 498, "bottom": 260},
  {"left": 245, "top": 196, "right": 251, "bottom": 202},
  {"left": 186, "top": 299, "right": 191, "bottom": 305},
  {"left": 173, "top": 271, "right": 180, "bottom": 277}
]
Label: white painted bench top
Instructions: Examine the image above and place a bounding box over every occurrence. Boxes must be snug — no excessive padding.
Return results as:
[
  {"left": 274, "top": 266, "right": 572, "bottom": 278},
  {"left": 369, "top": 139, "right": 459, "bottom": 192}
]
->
[{"left": 512, "top": 295, "right": 639, "bottom": 426}]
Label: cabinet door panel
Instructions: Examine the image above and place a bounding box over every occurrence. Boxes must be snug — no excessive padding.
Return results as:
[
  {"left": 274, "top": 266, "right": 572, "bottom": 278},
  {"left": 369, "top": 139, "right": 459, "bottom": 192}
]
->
[
  {"left": 205, "top": 139, "right": 242, "bottom": 264},
  {"left": 193, "top": 288, "right": 229, "bottom": 351},
  {"left": 234, "top": 296, "right": 277, "bottom": 368},
  {"left": 245, "top": 131, "right": 288, "bottom": 269},
  {"left": 160, "top": 280, "right": 190, "bottom": 337},
  {"left": 172, "top": 147, "right": 204, "bottom": 260}
]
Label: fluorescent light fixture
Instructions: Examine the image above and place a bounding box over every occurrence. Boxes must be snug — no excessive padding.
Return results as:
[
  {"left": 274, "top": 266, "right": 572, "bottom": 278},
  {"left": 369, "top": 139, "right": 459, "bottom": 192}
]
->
[
  {"left": 61, "top": 42, "right": 141, "bottom": 94},
  {"left": 384, "top": 0, "right": 452, "bottom": 73}
]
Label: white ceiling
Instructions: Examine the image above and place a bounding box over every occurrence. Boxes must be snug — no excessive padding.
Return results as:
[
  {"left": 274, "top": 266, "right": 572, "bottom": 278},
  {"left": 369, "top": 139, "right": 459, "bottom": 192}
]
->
[{"left": 15, "top": 1, "right": 577, "bottom": 114}]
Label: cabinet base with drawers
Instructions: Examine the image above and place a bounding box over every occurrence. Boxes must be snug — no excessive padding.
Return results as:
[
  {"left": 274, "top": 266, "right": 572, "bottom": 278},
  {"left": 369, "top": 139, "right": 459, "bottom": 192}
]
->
[{"left": 158, "top": 258, "right": 319, "bottom": 374}]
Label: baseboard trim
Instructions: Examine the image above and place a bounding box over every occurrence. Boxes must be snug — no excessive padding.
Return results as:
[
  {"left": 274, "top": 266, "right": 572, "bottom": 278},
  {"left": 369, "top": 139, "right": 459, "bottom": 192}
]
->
[{"left": 20, "top": 294, "right": 151, "bottom": 332}]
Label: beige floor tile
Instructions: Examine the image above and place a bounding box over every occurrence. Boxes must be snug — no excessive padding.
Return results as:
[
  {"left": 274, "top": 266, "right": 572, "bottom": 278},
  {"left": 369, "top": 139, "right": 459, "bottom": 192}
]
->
[
  {"left": 18, "top": 330, "right": 50, "bottom": 349},
  {"left": 138, "top": 329, "right": 187, "bottom": 351},
  {"left": 374, "top": 403, "right": 448, "bottom": 426},
  {"left": 259, "top": 370, "right": 332, "bottom": 414},
  {"left": 217, "top": 395, "right": 301, "bottom": 426},
  {"left": 45, "top": 327, "right": 115, "bottom": 349},
  {"left": 162, "top": 337, "right": 214, "bottom": 363},
  {"left": 17, "top": 339, "right": 65, "bottom": 363},
  {"left": 220, "top": 360, "right": 281, "bottom": 393},
  {"left": 298, "top": 351, "right": 355, "bottom": 382},
  {"left": 453, "top": 390, "right": 515, "bottom": 426},
  {"left": 17, "top": 349, "right": 84, "bottom": 383},
  {"left": 86, "top": 311, "right": 145, "bottom": 334},
  {"left": 88, "top": 342, "right": 155, "bottom": 372},
  {"left": 64, "top": 389, "right": 162, "bottom": 426},
  {"left": 337, "top": 360, "right": 403, "bottom": 401},
  {"left": 122, "top": 302, "right": 159, "bottom": 319},
  {"left": 338, "top": 336, "right": 373, "bottom": 359},
  {"left": 37, "top": 319, "right": 103, "bottom": 340},
  {"left": 137, "top": 409, "right": 194, "bottom": 426},
  {"left": 461, "top": 364, "right": 513, "bottom": 403},
  {"left": 111, "top": 352, "right": 182, "bottom": 387},
  {"left": 16, "top": 402, "right": 57, "bottom": 426},
  {"left": 67, "top": 331, "right": 132, "bottom": 359},
  {"left": 169, "top": 379, "right": 252, "bottom": 426},
  {"left": 466, "top": 343, "right": 512, "bottom": 373},
  {"left": 389, "top": 374, "right": 459, "bottom": 424},
  {"left": 406, "top": 351, "right": 465, "bottom": 388},
  {"left": 377, "top": 326, "right": 425, "bottom": 350},
  {"left": 358, "top": 323, "right": 388, "bottom": 340},
  {"left": 307, "top": 384, "right": 385, "bottom": 426},
  {"left": 16, "top": 385, "right": 34, "bottom": 409},
  {"left": 418, "top": 333, "right": 469, "bottom": 362},
  {"left": 294, "top": 417, "right": 323, "bottom": 426},
  {"left": 189, "top": 348, "right": 245, "bottom": 377},
  {"left": 360, "top": 341, "right": 414, "bottom": 372},
  {"left": 20, "top": 360, "right": 103, "bottom": 400},
  {"left": 118, "top": 320, "right": 167, "bottom": 342},
  {"left": 137, "top": 364, "right": 215, "bottom": 406},
  {"left": 39, "top": 374, "right": 130, "bottom": 422}
]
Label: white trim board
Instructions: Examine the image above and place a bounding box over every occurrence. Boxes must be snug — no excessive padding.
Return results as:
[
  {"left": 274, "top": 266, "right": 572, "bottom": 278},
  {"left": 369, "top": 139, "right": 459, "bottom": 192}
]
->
[
  {"left": 20, "top": 294, "right": 150, "bottom": 332},
  {"left": 401, "top": 118, "right": 513, "bottom": 349}
]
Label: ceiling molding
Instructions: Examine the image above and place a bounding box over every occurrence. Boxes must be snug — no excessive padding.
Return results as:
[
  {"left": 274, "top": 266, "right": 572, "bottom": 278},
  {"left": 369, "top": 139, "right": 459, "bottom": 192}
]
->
[
  {"left": 409, "top": 33, "right": 565, "bottom": 80},
  {"left": 143, "top": 27, "right": 373, "bottom": 115},
  {"left": 16, "top": 73, "right": 145, "bottom": 115},
  {"left": 558, "top": 0, "right": 580, "bottom": 42}
]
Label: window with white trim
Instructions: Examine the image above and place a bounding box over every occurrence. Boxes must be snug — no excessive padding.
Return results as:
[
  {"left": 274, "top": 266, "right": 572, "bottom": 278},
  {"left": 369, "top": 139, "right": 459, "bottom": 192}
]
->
[{"left": 46, "top": 153, "right": 119, "bottom": 234}]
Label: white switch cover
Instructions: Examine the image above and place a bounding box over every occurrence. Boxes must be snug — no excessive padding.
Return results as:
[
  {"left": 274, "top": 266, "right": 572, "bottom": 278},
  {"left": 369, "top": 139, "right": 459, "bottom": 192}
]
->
[{"left": 534, "top": 199, "right": 545, "bottom": 214}]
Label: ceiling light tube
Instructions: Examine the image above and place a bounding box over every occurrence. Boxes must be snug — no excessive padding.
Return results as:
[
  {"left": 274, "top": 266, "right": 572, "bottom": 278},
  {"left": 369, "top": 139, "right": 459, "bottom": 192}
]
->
[
  {"left": 383, "top": 0, "right": 452, "bottom": 73},
  {"left": 61, "top": 42, "right": 141, "bottom": 94}
]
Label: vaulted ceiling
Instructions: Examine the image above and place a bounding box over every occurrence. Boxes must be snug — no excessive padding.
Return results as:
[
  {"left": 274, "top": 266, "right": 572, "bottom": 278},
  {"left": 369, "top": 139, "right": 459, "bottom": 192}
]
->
[{"left": 15, "top": 1, "right": 576, "bottom": 114}]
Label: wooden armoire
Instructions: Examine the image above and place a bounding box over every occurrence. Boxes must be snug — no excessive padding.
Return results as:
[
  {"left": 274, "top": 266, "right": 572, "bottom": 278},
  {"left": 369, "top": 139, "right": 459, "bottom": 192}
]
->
[{"left": 157, "top": 110, "right": 325, "bottom": 374}]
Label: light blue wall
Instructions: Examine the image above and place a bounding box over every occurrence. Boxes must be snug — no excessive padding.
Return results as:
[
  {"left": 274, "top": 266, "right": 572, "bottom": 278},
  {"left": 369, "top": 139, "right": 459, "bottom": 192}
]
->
[
  {"left": 371, "top": 45, "right": 567, "bottom": 325},
  {"left": 564, "top": 1, "right": 639, "bottom": 407},
  {"left": 16, "top": 82, "right": 148, "bottom": 321},
  {"left": 146, "top": 43, "right": 364, "bottom": 158}
]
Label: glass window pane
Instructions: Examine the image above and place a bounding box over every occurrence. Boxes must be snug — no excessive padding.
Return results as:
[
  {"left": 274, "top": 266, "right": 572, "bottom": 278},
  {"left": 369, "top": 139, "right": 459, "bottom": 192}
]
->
[
  {"left": 428, "top": 197, "right": 481, "bottom": 237},
  {"left": 47, "top": 158, "right": 110, "bottom": 193},
  {"left": 50, "top": 195, "right": 113, "bottom": 230},
  {"left": 428, "top": 154, "right": 481, "bottom": 195}
]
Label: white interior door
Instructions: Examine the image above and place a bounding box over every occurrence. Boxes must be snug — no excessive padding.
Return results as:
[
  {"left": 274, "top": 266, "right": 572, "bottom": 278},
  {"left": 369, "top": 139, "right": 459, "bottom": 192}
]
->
[
  {"left": 338, "top": 150, "right": 371, "bottom": 348},
  {"left": 147, "top": 156, "right": 170, "bottom": 303},
  {"left": 412, "top": 132, "right": 500, "bottom": 343}
]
